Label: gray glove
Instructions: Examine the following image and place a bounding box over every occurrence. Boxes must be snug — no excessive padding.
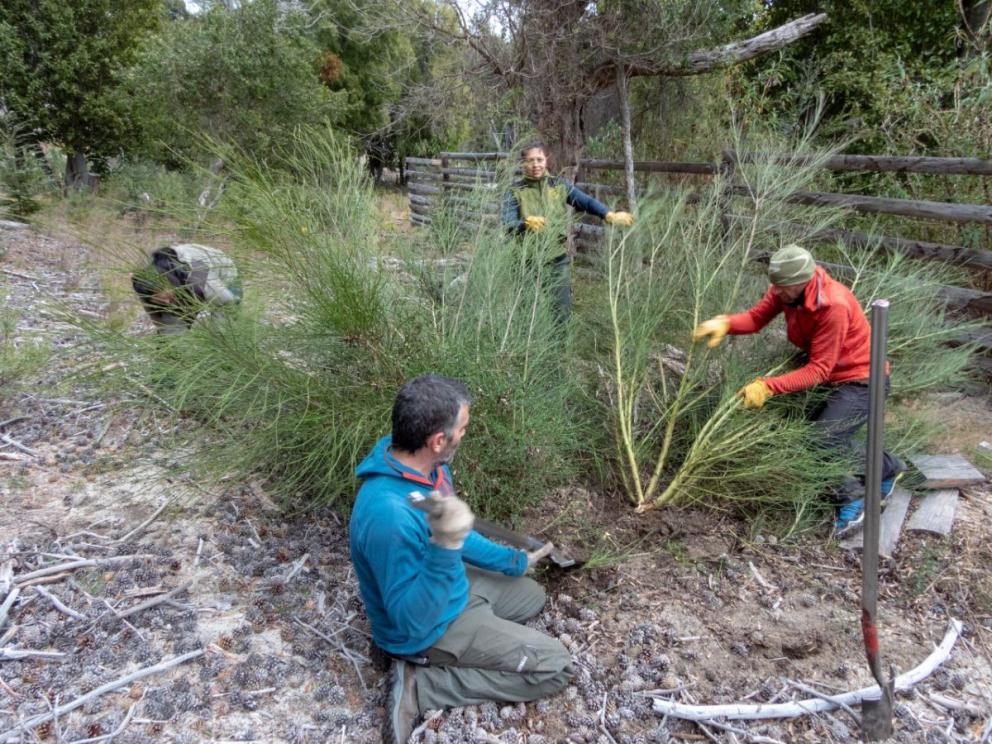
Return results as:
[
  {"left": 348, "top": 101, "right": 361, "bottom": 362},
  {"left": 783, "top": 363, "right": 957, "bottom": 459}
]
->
[{"left": 428, "top": 494, "right": 475, "bottom": 550}]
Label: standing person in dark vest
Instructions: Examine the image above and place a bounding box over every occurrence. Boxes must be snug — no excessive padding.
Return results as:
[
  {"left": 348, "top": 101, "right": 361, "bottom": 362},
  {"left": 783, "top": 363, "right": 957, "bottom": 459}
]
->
[
  {"left": 693, "top": 245, "right": 905, "bottom": 536},
  {"left": 131, "top": 244, "right": 241, "bottom": 334},
  {"left": 501, "top": 143, "right": 634, "bottom": 323}
]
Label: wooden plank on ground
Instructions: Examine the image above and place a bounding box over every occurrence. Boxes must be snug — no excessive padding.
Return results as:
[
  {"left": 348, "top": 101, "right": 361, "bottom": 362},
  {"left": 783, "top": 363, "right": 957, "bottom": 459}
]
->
[
  {"left": 907, "top": 489, "right": 959, "bottom": 536},
  {"left": 912, "top": 454, "right": 986, "bottom": 489},
  {"left": 840, "top": 488, "right": 912, "bottom": 557}
]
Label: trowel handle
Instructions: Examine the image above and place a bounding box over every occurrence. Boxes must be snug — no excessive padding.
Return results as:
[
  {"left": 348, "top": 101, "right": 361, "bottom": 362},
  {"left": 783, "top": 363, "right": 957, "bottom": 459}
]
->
[{"left": 408, "top": 490, "right": 446, "bottom": 518}]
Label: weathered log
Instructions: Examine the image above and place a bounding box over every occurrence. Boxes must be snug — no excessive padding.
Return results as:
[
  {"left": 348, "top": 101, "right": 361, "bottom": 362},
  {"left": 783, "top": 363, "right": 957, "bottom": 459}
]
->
[
  {"left": 938, "top": 284, "right": 992, "bottom": 315},
  {"left": 407, "top": 182, "right": 441, "bottom": 196},
  {"left": 581, "top": 159, "right": 718, "bottom": 175},
  {"left": 439, "top": 151, "right": 508, "bottom": 161},
  {"left": 614, "top": 13, "right": 827, "bottom": 81},
  {"left": 575, "top": 182, "right": 625, "bottom": 196},
  {"left": 404, "top": 157, "right": 442, "bottom": 167},
  {"left": 575, "top": 223, "right": 606, "bottom": 238},
  {"left": 442, "top": 194, "right": 500, "bottom": 211},
  {"left": 791, "top": 222, "right": 992, "bottom": 271},
  {"left": 735, "top": 152, "right": 992, "bottom": 176},
  {"left": 439, "top": 166, "right": 500, "bottom": 178},
  {"left": 731, "top": 185, "right": 992, "bottom": 225}
]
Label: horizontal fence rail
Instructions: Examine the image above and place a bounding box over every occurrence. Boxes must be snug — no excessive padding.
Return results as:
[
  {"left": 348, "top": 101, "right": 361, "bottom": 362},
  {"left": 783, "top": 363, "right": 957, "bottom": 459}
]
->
[{"left": 404, "top": 150, "right": 992, "bottom": 332}]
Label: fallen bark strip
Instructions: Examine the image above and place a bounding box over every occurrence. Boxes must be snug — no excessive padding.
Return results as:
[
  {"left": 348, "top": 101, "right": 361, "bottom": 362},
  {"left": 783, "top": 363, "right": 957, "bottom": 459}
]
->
[
  {"left": 652, "top": 619, "right": 962, "bottom": 720},
  {"left": 15, "top": 556, "right": 153, "bottom": 585},
  {"left": 0, "top": 649, "right": 204, "bottom": 741}
]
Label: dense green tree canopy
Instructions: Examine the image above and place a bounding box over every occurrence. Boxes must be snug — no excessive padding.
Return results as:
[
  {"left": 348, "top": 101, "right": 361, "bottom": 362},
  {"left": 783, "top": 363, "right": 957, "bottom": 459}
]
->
[
  {"left": 126, "top": 0, "right": 338, "bottom": 164},
  {"left": 0, "top": 0, "right": 160, "bottom": 182},
  {"left": 745, "top": 1, "right": 968, "bottom": 147}
]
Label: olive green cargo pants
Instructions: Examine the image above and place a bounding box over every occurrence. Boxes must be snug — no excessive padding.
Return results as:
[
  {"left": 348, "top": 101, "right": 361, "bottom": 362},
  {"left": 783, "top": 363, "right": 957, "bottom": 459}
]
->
[{"left": 414, "top": 566, "right": 573, "bottom": 712}]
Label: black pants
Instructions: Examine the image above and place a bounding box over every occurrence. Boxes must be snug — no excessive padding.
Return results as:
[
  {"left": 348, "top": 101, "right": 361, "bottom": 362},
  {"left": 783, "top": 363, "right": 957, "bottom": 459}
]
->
[
  {"left": 546, "top": 253, "right": 571, "bottom": 325},
  {"left": 811, "top": 379, "right": 901, "bottom": 503}
]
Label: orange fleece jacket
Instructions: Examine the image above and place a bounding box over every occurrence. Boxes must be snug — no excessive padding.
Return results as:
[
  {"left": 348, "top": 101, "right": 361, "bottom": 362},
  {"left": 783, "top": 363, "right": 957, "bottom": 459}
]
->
[{"left": 726, "top": 266, "right": 884, "bottom": 395}]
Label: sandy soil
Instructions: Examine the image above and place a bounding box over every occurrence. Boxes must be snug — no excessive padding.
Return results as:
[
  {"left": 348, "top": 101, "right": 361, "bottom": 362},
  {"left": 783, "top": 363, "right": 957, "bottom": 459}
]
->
[{"left": 1, "top": 220, "right": 991, "bottom": 743}]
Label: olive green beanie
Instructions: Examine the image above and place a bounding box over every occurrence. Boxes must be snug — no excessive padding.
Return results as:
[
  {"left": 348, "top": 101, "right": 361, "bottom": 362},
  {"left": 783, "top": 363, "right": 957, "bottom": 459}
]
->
[{"left": 768, "top": 244, "right": 816, "bottom": 286}]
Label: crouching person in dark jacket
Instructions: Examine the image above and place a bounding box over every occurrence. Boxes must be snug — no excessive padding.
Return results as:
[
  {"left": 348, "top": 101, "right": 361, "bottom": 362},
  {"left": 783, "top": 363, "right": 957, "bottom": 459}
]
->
[
  {"left": 132, "top": 244, "right": 241, "bottom": 334},
  {"left": 351, "top": 375, "right": 572, "bottom": 743}
]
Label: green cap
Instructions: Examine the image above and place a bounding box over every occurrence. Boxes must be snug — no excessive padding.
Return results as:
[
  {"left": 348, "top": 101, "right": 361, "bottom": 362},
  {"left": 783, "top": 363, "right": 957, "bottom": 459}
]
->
[{"left": 768, "top": 244, "right": 815, "bottom": 286}]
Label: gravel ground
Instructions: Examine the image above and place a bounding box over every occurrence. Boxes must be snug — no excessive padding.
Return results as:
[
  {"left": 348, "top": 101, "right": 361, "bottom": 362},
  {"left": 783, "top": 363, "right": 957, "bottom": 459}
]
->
[{"left": 2, "top": 221, "right": 991, "bottom": 743}]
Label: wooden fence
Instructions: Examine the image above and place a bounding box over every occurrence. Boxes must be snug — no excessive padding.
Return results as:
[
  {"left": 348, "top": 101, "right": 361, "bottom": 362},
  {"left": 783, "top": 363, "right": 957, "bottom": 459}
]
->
[{"left": 406, "top": 150, "right": 992, "bottom": 322}]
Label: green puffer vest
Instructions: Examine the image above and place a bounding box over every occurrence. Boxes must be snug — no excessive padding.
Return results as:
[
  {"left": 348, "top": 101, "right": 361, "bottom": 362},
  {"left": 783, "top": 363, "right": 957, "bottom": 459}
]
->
[{"left": 511, "top": 177, "right": 570, "bottom": 237}]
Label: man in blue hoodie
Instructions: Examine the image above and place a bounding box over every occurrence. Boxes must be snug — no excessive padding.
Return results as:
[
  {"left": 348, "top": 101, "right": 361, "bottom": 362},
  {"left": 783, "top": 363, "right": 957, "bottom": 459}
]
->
[{"left": 350, "top": 375, "right": 572, "bottom": 743}]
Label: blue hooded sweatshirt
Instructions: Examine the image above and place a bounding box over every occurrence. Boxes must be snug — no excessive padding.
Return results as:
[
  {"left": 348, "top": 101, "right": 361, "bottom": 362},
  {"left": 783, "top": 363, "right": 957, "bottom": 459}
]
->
[{"left": 350, "top": 435, "right": 528, "bottom": 655}]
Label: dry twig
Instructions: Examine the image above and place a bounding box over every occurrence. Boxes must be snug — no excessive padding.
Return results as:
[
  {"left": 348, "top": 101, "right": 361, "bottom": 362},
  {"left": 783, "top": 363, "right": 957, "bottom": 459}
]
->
[
  {"left": 0, "top": 650, "right": 204, "bottom": 740},
  {"left": 114, "top": 500, "right": 171, "bottom": 544},
  {"left": 116, "top": 580, "right": 193, "bottom": 620},
  {"left": 15, "top": 556, "right": 152, "bottom": 585},
  {"left": 34, "top": 586, "right": 86, "bottom": 621}
]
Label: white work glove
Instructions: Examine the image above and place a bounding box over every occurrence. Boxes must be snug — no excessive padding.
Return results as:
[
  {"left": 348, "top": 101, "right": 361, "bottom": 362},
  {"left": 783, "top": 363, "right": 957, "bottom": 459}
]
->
[
  {"left": 428, "top": 494, "right": 475, "bottom": 550},
  {"left": 525, "top": 541, "right": 555, "bottom": 573}
]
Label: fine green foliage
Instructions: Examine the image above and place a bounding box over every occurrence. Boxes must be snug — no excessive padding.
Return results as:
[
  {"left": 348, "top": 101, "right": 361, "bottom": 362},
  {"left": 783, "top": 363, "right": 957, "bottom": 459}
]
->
[
  {"left": 0, "top": 300, "right": 49, "bottom": 390},
  {"left": 588, "top": 125, "right": 980, "bottom": 529},
  {"left": 96, "top": 126, "right": 586, "bottom": 516},
  {"left": 0, "top": 124, "right": 54, "bottom": 218},
  {"left": 0, "top": 0, "right": 160, "bottom": 179},
  {"left": 125, "top": 1, "right": 337, "bottom": 165},
  {"left": 87, "top": 123, "right": 981, "bottom": 532}
]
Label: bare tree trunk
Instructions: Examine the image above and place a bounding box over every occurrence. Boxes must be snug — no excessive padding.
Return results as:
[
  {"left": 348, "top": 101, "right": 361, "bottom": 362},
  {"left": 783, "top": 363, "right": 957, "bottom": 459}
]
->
[
  {"left": 617, "top": 67, "right": 637, "bottom": 214},
  {"left": 64, "top": 152, "right": 91, "bottom": 191},
  {"left": 961, "top": 0, "right": 990, "bottom": 46},
  {"left": 537, "top": 97, "right": 586, "bottom": 179}
]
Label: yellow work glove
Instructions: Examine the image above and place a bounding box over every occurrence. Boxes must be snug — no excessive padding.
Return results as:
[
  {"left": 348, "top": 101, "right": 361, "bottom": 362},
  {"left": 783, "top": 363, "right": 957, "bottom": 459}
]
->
[
  {"left": 524, "top": 215, "right": 547, "bottom": 232},
  {"left": 605, "top": 211, "right": 635, "bottom": 227},
  {"left": 692, "top": 315, "right": 730, "bottom": 348},
  {"left": 737, "top": 379, "right": 772, "bottom": 410}
]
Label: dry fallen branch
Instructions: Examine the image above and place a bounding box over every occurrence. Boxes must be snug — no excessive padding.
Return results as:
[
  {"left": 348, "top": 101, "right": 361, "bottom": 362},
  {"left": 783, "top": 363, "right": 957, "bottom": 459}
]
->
[
  {"left": 15, "top": 555, "right": 153, "bottom": 585},
  {"left": 114, "top": 499, "right": 171, "bottom": 544},
  {"left": 652, "top": 620, "right": 962, "bottom": 720},
  {"left": 0, "top": 648, "right": 66, "bottom": 661},
  {"left": 65, "top": 694, "right": 142, "bottom": 744},
  {"left": 0, "top": 586, "right": 20, "bottom": 630},
  {"left": 0, "top": 649, "right": 204, "bottom": 741},
  {"left": 115, "top": 580, "right": 193, "bottom": 620},
  {"left": 34, "top": 586, "right": 87, "bottom": 621}
]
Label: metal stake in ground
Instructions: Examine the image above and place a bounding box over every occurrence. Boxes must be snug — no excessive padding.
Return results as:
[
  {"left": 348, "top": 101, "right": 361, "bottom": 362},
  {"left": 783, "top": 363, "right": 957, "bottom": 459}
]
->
[{"left": 861, "top": 299, "right": 895, "bottom": 740}]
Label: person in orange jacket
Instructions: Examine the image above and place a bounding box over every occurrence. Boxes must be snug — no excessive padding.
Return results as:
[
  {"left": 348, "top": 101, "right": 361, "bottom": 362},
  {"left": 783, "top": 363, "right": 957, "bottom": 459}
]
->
[{"left": 693, "top": 244, "right": 903, "bottom": 536}]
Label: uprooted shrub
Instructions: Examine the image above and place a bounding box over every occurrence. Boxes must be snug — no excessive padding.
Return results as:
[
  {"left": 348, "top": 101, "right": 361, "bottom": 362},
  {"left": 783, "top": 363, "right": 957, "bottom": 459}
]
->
[
  {"left": 82, "top": 124, "right": 982, "bottom": 534},
  {"left": 86, "top": 126, "right": 589, "bottom": 517},
  {"left": 589, "top": 127, "right": 983, "bottom": 530}
]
